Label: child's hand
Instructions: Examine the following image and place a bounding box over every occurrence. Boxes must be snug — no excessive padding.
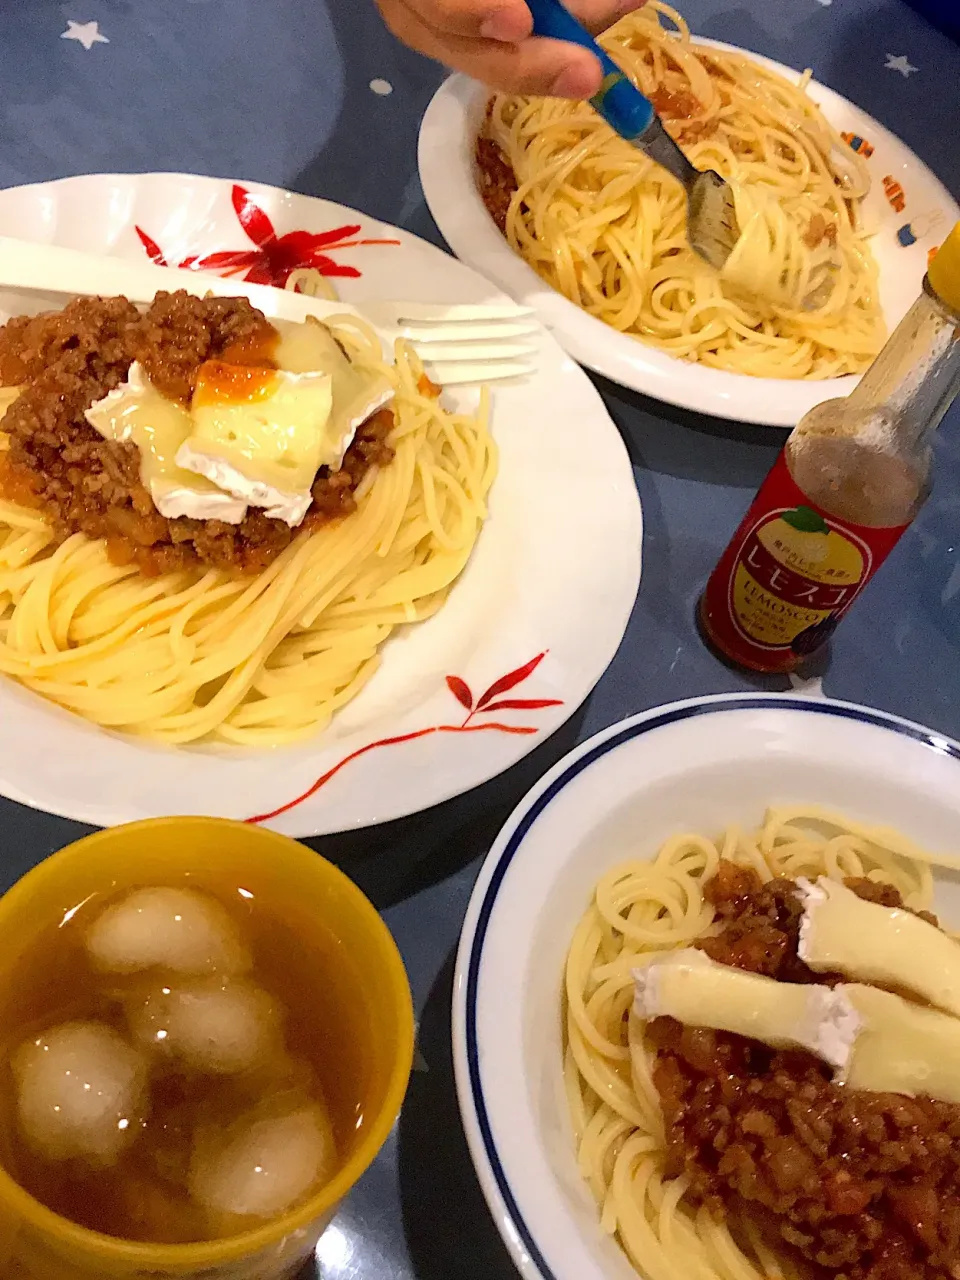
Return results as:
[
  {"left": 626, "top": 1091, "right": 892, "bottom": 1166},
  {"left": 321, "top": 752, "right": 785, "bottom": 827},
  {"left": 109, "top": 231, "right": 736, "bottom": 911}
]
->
[{"left": 376, "top": 0, "right": 644, "bottom": 96}]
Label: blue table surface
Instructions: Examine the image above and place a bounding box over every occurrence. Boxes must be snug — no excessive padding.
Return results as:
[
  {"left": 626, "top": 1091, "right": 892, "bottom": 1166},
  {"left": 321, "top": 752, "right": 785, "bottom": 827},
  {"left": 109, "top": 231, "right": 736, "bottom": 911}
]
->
[{"left": 1, "top": 1, "right": 959, "bottom": 1276}]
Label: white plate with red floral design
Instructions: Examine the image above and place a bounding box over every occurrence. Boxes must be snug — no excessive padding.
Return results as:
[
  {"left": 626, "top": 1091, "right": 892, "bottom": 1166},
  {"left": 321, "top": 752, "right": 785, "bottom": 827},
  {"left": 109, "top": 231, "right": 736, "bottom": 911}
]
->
[{"left": 0, "top": 172, "right": 641, "bottom": 836}]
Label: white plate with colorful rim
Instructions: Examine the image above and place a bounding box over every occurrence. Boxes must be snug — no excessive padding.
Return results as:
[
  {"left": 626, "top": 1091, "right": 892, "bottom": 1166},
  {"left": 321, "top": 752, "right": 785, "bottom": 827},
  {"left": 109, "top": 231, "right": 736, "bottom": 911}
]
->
[
  {"left": 452, "top": 693, "right": 960, "bottom": 1280},
  {"left": 0, "top": 172, "right": 642, "bottom": 835},
  {"left": 418, "top": 45, "right": 960, "bottom": 429}
]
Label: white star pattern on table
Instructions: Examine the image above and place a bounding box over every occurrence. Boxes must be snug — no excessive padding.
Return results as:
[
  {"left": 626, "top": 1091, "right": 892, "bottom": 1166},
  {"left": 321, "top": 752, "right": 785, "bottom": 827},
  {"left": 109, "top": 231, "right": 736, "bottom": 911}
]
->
[
  {"left": 885, "top": 53, "right": 918, "bottom": 77},
  {"left": 61, "top": 20, "right": 109, "bottom": 51},
  {"left": 787, "top": 673, "right": 826, "bottom": 700}
]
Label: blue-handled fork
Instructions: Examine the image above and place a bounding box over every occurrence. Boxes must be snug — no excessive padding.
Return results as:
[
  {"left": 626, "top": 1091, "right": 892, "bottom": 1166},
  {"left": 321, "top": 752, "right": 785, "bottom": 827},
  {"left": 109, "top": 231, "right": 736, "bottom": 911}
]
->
[{"left": 525, "top": 0, "right": 741, "bottom": 272}]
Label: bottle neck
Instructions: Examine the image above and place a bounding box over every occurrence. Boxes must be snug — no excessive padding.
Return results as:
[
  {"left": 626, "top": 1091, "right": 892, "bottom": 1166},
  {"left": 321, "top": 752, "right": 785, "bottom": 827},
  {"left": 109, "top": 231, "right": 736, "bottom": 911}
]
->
[{"left": 846, "top": 279, "right": 960, "bottom": 451}]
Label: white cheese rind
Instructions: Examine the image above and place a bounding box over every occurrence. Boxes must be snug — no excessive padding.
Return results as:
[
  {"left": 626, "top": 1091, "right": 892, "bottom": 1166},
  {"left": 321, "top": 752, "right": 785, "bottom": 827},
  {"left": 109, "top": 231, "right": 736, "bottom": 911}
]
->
[
  {"left": 174, "top": 444, "right": 311, "bottom": 527},
  {"left": 797, "top": 876, "right": 960, "bottom": 1018},
  {"left": 838, "top": 983, "right": 960, "bottom": 1103},
  {"left": 149, "top": 480, "right": 247, "bottom": 524},
  {"left": 632, "top": 949, "right": 859, "bottom": 1068}
]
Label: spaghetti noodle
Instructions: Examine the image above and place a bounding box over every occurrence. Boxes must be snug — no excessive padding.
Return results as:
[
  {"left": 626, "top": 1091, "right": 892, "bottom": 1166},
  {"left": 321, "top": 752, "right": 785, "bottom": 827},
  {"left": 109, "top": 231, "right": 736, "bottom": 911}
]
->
[
  {"left": 480, "top": 3, "right": 885, "bottom": 378},
  {"left": 284, "top": 267, "right": 340, "bottom": 301},
  {"left": 564, "top": 807, "right": 955, "bottom": 1280},
  {"left": 0, "top": 316, "right": 496, "bottom": 746}
]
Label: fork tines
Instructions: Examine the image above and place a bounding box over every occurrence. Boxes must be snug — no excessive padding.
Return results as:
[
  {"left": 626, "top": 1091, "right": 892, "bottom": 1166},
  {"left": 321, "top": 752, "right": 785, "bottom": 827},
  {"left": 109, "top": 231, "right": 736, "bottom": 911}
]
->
[
  {"left": 390, "top": 302, "right": 537, "bottom": 323},
  {"left": 385, "top": 302, "right": 540, "bottom": 384}
]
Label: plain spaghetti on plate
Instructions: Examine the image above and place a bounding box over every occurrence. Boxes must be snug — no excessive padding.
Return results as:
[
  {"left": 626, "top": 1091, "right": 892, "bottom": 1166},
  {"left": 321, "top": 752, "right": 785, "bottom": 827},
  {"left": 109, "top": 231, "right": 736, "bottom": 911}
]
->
[
  {"left": 477, "top": 2, "right": 885, "bottom": 379},
  {"left": 0, "top": 290, "right": 496, "bottom": 745},
  {"left": 565, "top": 806, "right": 960, "bottom": 1280}
]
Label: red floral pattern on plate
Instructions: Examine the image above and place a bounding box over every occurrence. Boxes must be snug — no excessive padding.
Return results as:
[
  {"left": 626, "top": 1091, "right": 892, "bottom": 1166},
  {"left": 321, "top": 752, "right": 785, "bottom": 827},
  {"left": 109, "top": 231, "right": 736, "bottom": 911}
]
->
[
  {"left": 247, "top": 652, "right": 563, "bottom": 825},
  {"left": 135, "top": 185, "right": 400, "bottom": 288}
]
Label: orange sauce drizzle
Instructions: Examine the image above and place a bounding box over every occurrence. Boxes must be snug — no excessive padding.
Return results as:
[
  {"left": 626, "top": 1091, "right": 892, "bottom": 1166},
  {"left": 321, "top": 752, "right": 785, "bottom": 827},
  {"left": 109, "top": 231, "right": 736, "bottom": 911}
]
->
[{"left": 192, "top": 360, "right": 280, "bottom": 406}]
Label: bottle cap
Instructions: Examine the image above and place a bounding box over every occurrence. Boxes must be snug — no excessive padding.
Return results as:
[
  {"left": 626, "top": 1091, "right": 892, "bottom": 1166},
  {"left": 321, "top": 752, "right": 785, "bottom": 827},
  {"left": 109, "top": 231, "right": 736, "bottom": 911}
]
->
[{"left": 928, "top": 222, "right": 960, "bottom": 313}]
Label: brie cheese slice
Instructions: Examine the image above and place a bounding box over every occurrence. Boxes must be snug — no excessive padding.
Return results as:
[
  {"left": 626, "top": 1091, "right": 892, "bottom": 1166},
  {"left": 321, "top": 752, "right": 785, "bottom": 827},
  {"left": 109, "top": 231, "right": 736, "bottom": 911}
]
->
[
  {"left": 797, "top": 877, "right": 960, "bottom": 1018},
  {"left": 633, "top": 949, "right": 858, "bottom": 1067},
  {"left": 85, "top": 363, "right": 247, "bottom": 524},
  {"left": 839, "top": 983, "right": 960, "bottom": 1104},
  {"left": 273, "top": 316, "right": 393, "bottom": 448},
  {"left": 176, "top": 363, "right": 335, "bottom": 528}
]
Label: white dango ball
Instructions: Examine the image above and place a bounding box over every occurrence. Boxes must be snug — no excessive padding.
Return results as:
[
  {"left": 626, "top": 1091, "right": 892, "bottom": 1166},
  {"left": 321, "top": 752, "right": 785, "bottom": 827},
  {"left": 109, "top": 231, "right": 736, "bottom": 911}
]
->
[
  {"left": 86, "top": 887, "right": 249, "bottom": 978},
  {"left": 128, "top": 980, "right": 280, "bottom": 1075},
  {"left": 14, "top": 1022, "right": 147, "bottom": 1166},
  {"left": 190, "top": 1103, "right": 337, "bottom": 1221}
]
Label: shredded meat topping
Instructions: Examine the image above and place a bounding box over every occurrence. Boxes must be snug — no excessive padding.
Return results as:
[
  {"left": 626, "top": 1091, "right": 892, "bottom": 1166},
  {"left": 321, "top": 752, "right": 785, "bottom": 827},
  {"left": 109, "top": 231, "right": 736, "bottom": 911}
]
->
[
  {"left": 476, "top": 133, "right": 519, "bottom": 234},
  {"left": 0, "top": 292, "right": 394, "bottom": 575},
  {"left": 649, "top": 85, "right": 703, "bottom": 120},
  {"left": 803, "top": 212, "right": 839, "bottom": 250},
  {"left": 651, "top": 864, "right": 958, "bottom": 1280}
]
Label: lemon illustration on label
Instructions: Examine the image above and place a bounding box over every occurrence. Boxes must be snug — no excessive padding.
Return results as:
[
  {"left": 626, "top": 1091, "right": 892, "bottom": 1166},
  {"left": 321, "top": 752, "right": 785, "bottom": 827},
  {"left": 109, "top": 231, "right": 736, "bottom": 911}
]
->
[
  {"left": 759, "top": 506, "right": 863, "bottom": 582},
  {"left": 732, "top": 506, "right": 866, "bottom": 649}
]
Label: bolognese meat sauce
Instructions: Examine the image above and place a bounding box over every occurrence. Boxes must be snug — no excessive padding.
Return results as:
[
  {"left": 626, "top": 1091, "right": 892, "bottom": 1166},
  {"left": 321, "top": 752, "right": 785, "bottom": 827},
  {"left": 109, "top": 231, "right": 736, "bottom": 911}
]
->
[
  {"left": 649, "top": 863, "right": 960, "bottom": 1280},
  {"left": 0, "top": 292, "right": 394, "bottom": 576}
]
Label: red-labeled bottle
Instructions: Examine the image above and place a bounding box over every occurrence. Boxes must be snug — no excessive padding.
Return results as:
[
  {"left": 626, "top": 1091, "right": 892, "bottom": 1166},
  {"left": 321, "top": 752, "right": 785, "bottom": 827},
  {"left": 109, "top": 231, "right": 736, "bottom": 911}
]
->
[{"left": 699, "top": 223, "right": 960, "bottom": 673}]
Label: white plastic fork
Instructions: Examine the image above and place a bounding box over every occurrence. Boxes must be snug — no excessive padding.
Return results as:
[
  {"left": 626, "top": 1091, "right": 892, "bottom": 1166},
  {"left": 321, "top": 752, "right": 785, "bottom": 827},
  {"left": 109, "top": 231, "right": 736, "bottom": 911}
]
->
[
  {"left": 0, "top": 236, "right": 538, "bottom": 385},
  {"left": 359, "top": 300, "right": 539, "bottom": 385}
]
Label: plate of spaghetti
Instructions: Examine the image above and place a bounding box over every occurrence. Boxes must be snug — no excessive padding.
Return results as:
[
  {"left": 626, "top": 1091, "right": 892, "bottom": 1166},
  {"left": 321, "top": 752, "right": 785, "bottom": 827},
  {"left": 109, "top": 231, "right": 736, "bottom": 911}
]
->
[
  {"left": 455, "top": 693, "right": 960, "bottom": 1280},
  {"left": 0, "top": 173, "right": 641, "bottom": 833},
  {"left": 419, "top": 3, "right": 959, "bottom": 426}
]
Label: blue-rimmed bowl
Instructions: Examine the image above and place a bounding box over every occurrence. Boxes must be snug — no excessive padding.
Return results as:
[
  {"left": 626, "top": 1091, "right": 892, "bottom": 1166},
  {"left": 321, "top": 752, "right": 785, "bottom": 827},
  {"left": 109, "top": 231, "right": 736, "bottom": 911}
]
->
[{"left": 452, "top": 693, "right": 960, "bottom": 1280}]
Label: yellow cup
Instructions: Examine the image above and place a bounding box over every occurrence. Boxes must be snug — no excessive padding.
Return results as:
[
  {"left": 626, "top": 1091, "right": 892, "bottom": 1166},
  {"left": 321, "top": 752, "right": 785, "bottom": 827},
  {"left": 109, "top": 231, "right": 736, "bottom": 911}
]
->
[{"left": 0, "top": 817, "right": 414, "bottom": 1279}]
